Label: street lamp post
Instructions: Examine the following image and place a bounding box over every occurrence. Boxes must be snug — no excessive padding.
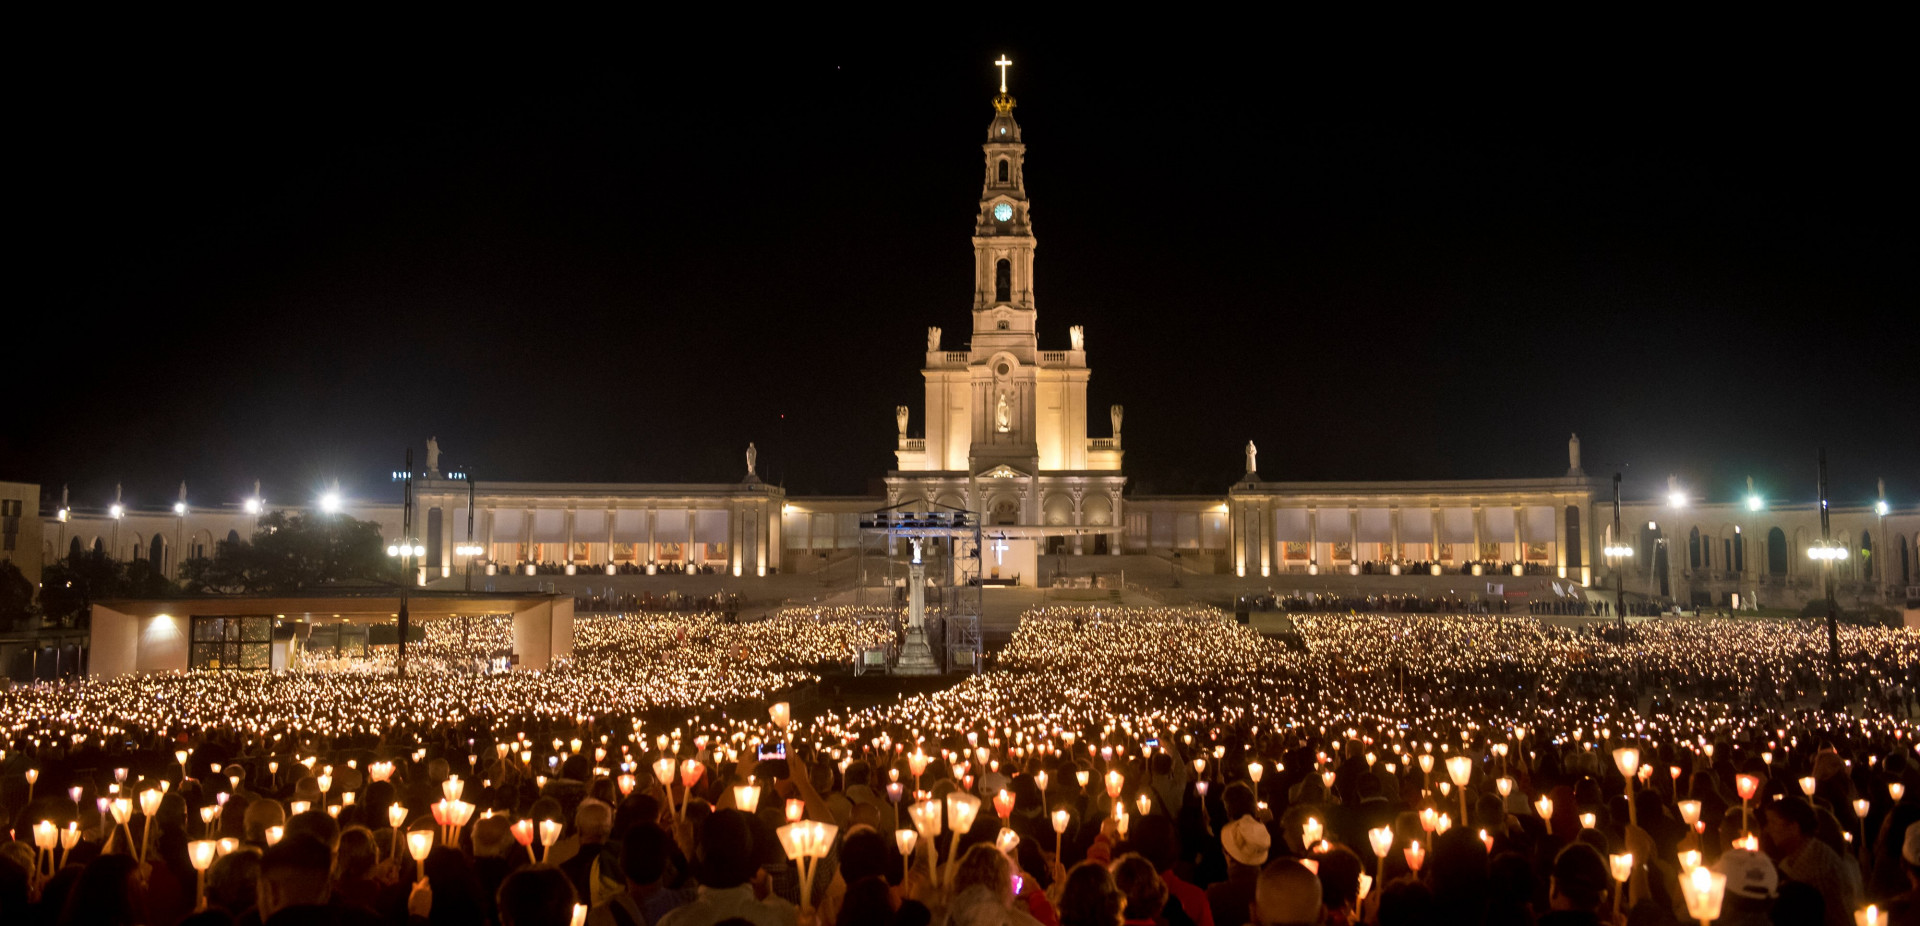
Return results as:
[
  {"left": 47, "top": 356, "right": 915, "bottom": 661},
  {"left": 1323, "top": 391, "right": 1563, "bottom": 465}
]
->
[
  {"left": 1605, "top": 473, "right": 1631, "bottom": 629},
  {"left": 1809, "top": 449, "right": 1844, "bottom": 701},
  {"left": 393, "top": 450, "right": 415, "bottom": 678}
]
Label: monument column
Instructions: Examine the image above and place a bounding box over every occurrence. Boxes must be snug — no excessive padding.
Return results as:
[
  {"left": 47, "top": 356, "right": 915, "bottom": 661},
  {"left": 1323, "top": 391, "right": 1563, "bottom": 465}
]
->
[
  {"left": 646, "top": 508, "right": 657, "bottom": 574},
  {"left": 895, "top": 540, "right": 941, "bottom": 675},
  {"left": 1110, "top": 490, "right": 1124, "bottom": 555}
]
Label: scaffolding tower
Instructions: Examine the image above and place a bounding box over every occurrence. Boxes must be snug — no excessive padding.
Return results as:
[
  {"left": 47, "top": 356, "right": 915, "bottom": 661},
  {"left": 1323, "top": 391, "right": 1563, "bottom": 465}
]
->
[{"left": 856, "top": 501, "right": 983, "bottom": 674}]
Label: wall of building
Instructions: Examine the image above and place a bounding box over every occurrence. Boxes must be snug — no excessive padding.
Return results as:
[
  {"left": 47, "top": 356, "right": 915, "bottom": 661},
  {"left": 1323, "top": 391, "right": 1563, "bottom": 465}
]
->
[{"left": 0, "top": 481, "right": 44, "bottom": 590}]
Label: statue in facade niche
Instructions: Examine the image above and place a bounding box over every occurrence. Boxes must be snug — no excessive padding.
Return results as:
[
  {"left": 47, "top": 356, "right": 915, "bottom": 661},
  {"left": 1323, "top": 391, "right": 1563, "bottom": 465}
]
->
[
  {"left": 927, "top": 327, "right": 942, "bottom": 351},
  {"left": 996, "top": 391, "right": 1012, "bottom": 432}
]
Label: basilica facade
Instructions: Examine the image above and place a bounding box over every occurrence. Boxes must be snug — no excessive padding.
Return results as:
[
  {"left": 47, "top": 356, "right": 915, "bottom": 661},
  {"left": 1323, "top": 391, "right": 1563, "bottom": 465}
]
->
[{"left": 882, "top": 83, "right": 1126, "bottom": 558}]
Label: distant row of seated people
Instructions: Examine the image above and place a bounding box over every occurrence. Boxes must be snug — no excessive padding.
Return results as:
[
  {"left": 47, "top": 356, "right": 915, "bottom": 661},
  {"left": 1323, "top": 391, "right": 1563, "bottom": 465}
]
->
[
  {"left": 573, "top": 590, "right": 744, "bottom": 613},
  {"left": 511, "top": 560, "right": 733, "bottom": 576},
  {"left": 1347, "top": 559, "right": 1552, "bottom": 575},
  {"left": 1249, "top": 592, "right": 1505, "bottom": 614}
]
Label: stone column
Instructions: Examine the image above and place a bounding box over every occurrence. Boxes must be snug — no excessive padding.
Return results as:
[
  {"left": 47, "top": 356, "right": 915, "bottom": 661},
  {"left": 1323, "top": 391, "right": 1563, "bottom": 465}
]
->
[
  {"left": 686, "top": 509, "right": 697, "bottom": 573},
  {"left": 484, "top": 508, "right": 496, "bottom": 576},
  {"left": 1514, "top": 505, "right": 1526, "bottom": 573},
  {"left": 1071, "top": 489, "right": 1085, "bottom": 556},
  {"left": 564, "top": 509, "right": 576, "bottom": 575},
  {"left": 1390, "top": 507, "right": 1402, "bottom": 574},
  {"left": 1270, "top": 504, "right": 1283, "bottom": 577},
  {"left": 604, "top": 507, "right": 616, "bottom": 575},
  {"left": 646, "top": 508, "right": 657, "bottom": 574},
  {"left": 1552, "top": 503, "right": 1568, "bottom": 579},
  {"left": 1110, "top": 490, "right": 1124, "bottom": 555},
  {"left": 522, "top": 506, "right": 535, "bottom": 576},
  {"left": 1431, "top": 507, "right": 1443, "bottom": 574},
  {"left": 1307, "top": 507, "right": 1319, "bottom": 575},
  {"left": 729, "top": 504, "right": 742, "bottom": 577},
  {"left": 1348, "top": 507, "right": 1359, "bottom": 573},
  {"left": 1257, "top": 501, "right": 1270, "bottom": 578}
]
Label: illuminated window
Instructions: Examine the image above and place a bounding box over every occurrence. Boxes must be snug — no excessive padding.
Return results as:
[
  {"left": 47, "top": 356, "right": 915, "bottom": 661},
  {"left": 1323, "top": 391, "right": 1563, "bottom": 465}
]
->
[{"left": 190, "top": 616, "right": 272, "bottom": 670}]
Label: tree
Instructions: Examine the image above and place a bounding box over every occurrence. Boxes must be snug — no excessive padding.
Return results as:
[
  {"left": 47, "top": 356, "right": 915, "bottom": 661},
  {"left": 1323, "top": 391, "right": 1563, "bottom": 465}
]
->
[
  {"left": 39, "top": 545, "right": 180, "bottom": 627},
  {"left": 179, "top": 510, "right": 392, "bottom": 594},
  {"left": 0, "top": 560, "right": 33, "bottom": 630}
]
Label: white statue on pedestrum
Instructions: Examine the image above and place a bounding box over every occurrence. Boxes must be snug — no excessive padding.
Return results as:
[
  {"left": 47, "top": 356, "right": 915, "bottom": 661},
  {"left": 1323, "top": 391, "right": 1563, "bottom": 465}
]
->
[
  {"left": 1069, "top": 325, "right": 1084, "bottom": 351},
  {"left": 895, "top": 406, "right": 909, "bottom": 438},
  {"left": 1567, "top": 433, "right": 1583, "bottom": 476},
  {"left": 426, "top": 437, "right": 441, "bottom": 475},
  {"left": 745, "top": 442, "right": 758, "bottom": 478},
  {"left": 927, "top": 327, "right": 942, "bottom": 351},
  {"left": 1245, "top": 441, "right": 1258, "bottom": 476},
  {"left": 1110, "top": 404, "right": 1124, "bottom": 440}
]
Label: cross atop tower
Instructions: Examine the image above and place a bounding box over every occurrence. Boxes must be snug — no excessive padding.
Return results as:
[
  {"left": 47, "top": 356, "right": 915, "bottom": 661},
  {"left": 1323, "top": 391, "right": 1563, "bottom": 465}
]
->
[{"left": 994, "top": 55, "right": 1012, "bottom": 93}]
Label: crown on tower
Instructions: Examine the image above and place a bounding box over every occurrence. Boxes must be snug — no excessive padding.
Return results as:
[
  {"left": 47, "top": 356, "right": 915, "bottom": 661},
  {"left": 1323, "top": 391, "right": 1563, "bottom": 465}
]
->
[{"left": 993, "top": 92, "right": 1016, "bottom": 114}]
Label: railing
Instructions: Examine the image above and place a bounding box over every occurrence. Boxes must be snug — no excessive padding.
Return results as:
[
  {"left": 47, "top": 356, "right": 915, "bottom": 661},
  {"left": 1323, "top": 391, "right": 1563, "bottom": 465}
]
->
[
  {"left": 902, "top": 439, "right": 926, "bottom": 452},
  {"left": 1088, "top": 438, "right": 1118, "bottom": 451},
  {"left": 1040, "top": 351, "right": 1068, "bottom": 363},
  {"left": 944, "top": 351, "right": 969, "bottom": 363}
]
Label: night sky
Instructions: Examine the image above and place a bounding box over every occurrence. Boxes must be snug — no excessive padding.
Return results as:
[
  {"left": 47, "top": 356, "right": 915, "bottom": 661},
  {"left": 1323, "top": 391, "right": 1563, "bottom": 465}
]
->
[{"left": 14, "top": 30, "right": 1915, "bottom": 513}]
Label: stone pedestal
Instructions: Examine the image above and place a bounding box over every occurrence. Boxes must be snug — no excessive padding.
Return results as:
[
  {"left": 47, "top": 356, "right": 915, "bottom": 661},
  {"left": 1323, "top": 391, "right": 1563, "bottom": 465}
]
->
[{"left": 894, "top": 561, "right": 941, "bottom": 676}]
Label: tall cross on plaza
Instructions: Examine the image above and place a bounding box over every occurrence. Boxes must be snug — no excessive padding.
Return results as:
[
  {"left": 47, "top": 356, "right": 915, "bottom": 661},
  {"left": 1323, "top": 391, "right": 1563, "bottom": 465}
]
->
[
  {"left": 990, "top": 535, "right": 1009, "bottom": 566},
  {"left": 994, "top": 55, "right": 1013, "bottom": 93}
]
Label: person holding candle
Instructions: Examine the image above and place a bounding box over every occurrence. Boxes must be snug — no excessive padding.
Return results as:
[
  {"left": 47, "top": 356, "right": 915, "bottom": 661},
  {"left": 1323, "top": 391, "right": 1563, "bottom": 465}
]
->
[
  {"left": 1535, "top": 843, "right": 1612, "bottom": 926},
  {"left": 588, "top": 824, "right": 696, "bottom": 926},
  {"left": 1762, "top": 798, "right": 1860, "bottom": 926},
  {"left": 657, "top": 810, "right": 795, "bottom": 926}
]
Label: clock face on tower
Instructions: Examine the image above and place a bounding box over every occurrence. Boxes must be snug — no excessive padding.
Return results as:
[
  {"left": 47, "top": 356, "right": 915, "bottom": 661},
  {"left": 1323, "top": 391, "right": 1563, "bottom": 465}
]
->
[{"left": 993, "top": 203, "right": 1013, "bottom": 222}]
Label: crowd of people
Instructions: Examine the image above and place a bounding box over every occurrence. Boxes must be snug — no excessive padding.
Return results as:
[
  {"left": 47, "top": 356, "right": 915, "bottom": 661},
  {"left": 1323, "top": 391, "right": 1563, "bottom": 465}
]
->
[
  {"left": 573, "top": 592, "right": 747, "bottom": 617},
  {"left": 2, "top": 604, "right": 1918, "bottom": 926}
]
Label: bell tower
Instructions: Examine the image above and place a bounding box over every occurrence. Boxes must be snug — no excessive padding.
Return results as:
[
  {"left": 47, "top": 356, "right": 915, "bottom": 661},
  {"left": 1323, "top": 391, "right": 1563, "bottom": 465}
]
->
[{"left": 972, "top": 55, "right": 1036, "bottom": 360}]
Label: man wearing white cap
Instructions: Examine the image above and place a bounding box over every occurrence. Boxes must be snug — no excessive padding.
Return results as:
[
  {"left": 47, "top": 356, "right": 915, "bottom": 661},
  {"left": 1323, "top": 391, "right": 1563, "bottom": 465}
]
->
[
  {"left": 1710, "top": 847, "right": 1778, "bottom": 925},
  {"left": 1210, "top": 783, "right": 1272, "bottom": 926}
]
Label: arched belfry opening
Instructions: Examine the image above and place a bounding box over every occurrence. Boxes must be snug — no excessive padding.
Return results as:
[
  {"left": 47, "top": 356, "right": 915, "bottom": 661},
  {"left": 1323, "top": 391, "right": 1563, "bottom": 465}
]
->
[
  {"left": 998, "top": 158, "right": 1009, "bottom": 182},
  {"left": 995, "top": 259, "right": 1011, "bottom": 303}
]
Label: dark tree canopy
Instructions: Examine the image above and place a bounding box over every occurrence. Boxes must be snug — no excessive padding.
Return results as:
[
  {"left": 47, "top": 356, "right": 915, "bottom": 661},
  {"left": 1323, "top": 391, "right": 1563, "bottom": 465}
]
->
[{"left": 179, "top": 510, "right": 392, "bottom": 595}]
